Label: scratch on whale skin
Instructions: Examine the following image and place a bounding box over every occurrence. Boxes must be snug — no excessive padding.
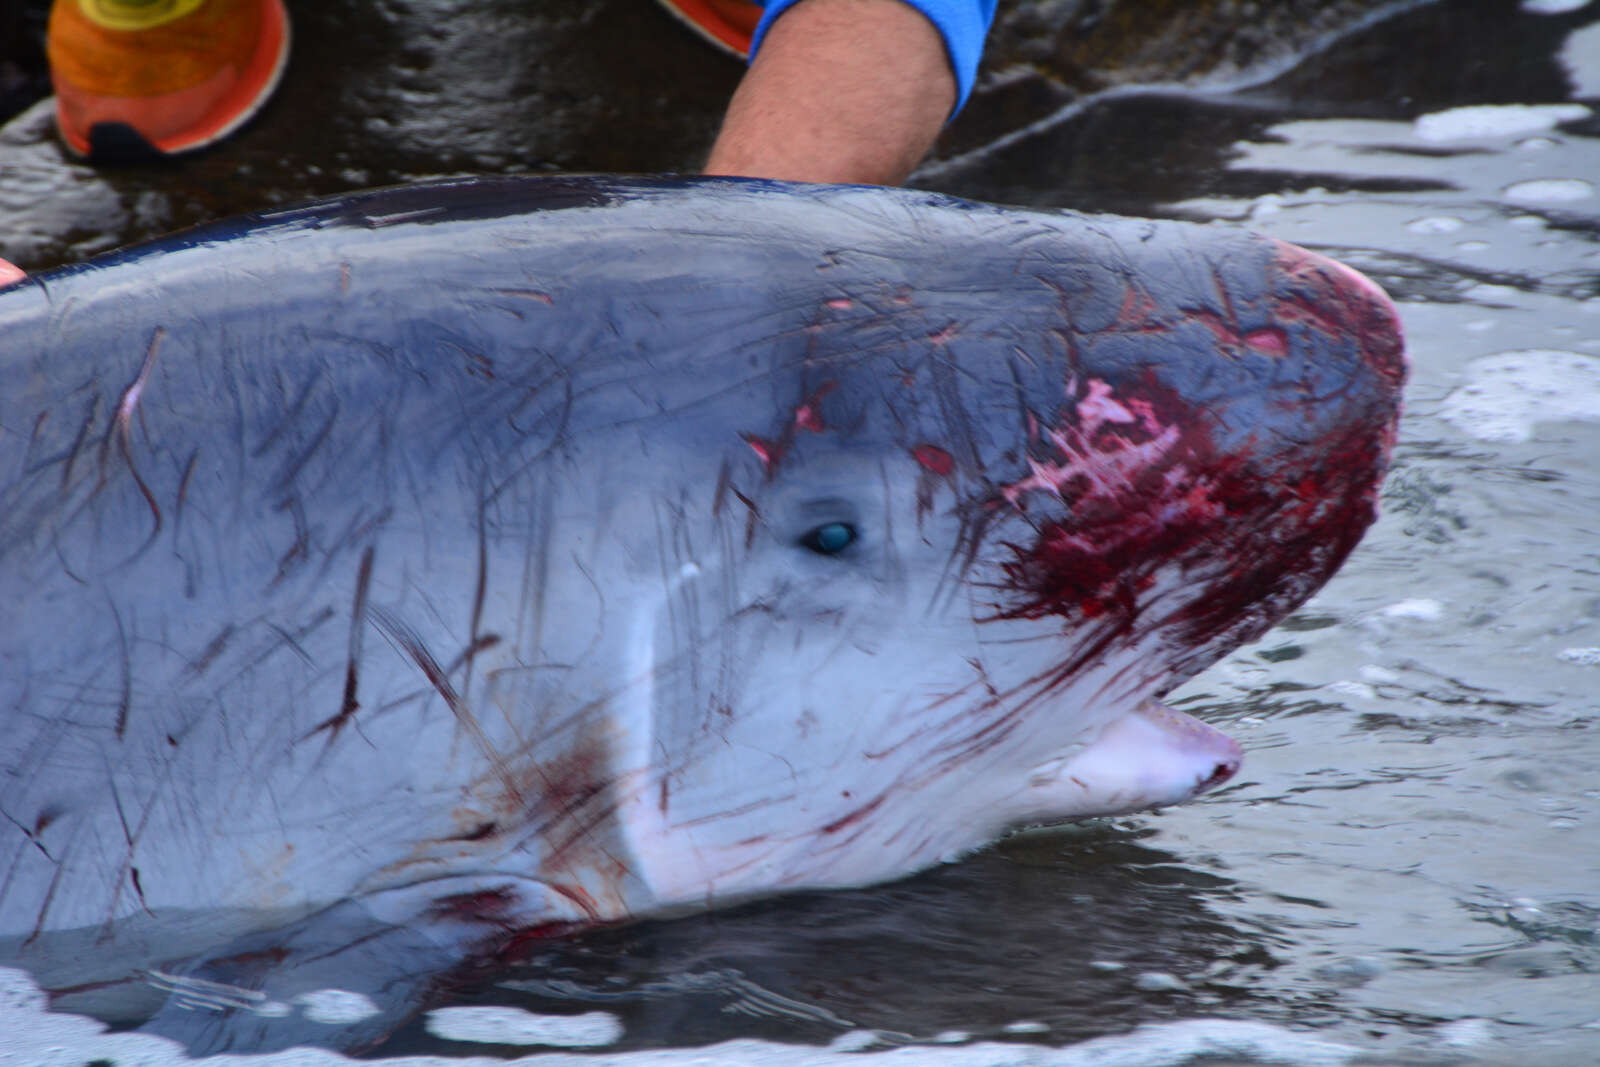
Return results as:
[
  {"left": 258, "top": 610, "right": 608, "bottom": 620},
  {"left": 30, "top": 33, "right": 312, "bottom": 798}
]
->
[
  {"left": 1270, "top": 241, "right": 1407, "bottom": 388},
  {"left": 1112, "top": 281, "right": 1170, "bottom": 335},
  {"left": 988, "top": 364, "right": 1391, "bottom": 672},
  {"left": 742, "top": 382, "right": 839, "bottom": 475},
  {"left": 112, "top": 327, "right": 163, "bottom": 434},
  {"left": 1000, "top": 379, "right": 1183, "bottom": 513},
  {"left": 911, "top": 444, "right": 954, "bottom": 477},
  {"left": 95, "top": 328, "right": 167, "bottom": 560}
]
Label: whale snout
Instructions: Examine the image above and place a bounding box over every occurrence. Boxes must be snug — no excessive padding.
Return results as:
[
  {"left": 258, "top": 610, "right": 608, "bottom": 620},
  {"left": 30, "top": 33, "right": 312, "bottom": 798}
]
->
[
  {"left": 1020, "top": 701, "right": 1244, "bottom": 822},
  {"left": 1272, "top": 239, "right": 1408, "bottom": 392}
]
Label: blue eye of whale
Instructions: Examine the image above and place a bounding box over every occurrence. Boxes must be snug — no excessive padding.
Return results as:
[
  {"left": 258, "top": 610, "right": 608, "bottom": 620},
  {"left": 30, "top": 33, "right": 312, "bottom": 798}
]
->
[{"left": 800, "top": 522, "right": 856, "bottom": 555}]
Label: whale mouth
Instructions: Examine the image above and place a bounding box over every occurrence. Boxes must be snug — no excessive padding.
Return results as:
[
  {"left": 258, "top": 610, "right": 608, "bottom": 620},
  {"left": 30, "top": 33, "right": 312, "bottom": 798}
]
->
[{"left": 1025, "top": 700, "right": 1243, "bottom": 819}]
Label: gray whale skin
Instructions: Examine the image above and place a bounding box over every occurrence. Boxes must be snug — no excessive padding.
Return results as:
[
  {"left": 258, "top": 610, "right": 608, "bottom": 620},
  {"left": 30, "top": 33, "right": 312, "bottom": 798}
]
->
[{"left": 0, "top": 175, "right": 1404, "bottom": 1052}]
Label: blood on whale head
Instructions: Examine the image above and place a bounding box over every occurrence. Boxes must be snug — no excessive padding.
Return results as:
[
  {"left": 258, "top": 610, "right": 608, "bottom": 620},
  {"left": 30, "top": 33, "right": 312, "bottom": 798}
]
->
[{"left": 604, "top": 237, "right": 1402, "bottom": 910}]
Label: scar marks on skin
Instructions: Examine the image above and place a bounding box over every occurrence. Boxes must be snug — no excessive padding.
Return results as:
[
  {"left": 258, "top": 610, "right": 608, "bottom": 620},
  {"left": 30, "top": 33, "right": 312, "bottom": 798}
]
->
[
  {"left": 269, "top": 401, "right": 340, "bottom": 495},
  {"left": 820, "top": 793, "right": 885, "bottom": 835},
  {"left": 59, "top": 395, "right": 98, "bottom": 491},
  {"left": 181, "top": 628, "right": 236, "bottom": 682},
  {"left": 742, "top": 435, "right": 781, "bottom": 470},
  {"left": 107, "top": 596, "right": 132, "bottom": 741},
  {"left": 713, "top": 460, "right": 763, "bottom": 550},
  {"left": 369, "top": 607, "right": 523, "bottom": 808},
  {"left": 99, "top": 328, "right": 167, "bottom": 562},
  {"left": 1179, "top": 269, "right": 1289, "bottom": 359},
  {"left": 103, "top": 774, "right": 158, "bottom": 936},
  {"left": 491, "top": 287, "right": 555, "bottom": 306},
  {"left": 1114, "top": 281, "right": 1167, "bottom": 336},
  {"left": 304, "top": 545, "right": 374, "bottom": 745},
  {"left": 910, "top": 444, "right": 955, "bottom": 477},
  {"left": 742, "top": 382, "right": 837, "bottom": 476},
  {"left": 793, "top": 387, "right": 831, "bottom": 432},
  {"left": 112, "top": 328, "right": 162, "bottom": 443},
  {"left": 911, "top": 443, "right": 957, "bottom": 528}
]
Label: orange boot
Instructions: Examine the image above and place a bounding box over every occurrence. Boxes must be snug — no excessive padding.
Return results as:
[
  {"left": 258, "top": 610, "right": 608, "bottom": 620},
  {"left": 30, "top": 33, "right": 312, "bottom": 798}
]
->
[
  {"left": 654, "top": 0, "right": 762, "bottom": 58},
  {"left": 47, "top": 0, "right": 290, "bottom": 161}
]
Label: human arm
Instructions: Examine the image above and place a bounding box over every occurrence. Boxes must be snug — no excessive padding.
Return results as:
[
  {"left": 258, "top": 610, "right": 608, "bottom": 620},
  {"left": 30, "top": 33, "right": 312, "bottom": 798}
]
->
[{"left": 702, "top": 0, "right": 958, "bottom": 186}]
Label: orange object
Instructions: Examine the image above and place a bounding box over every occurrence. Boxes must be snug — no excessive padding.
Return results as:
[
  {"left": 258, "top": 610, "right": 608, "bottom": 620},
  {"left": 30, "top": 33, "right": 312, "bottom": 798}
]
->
[
  {"left": 654, "top": 0, "right": 762, "bottom": 58},
  {"left": 47, "top": 0, "right": 290, "bottom": 160}
]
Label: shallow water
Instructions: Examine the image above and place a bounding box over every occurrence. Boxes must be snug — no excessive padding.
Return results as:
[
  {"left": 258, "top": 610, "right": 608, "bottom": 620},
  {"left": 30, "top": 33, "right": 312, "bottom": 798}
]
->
[{"left": 3, "top": 1, "right": 1600, "bottom": 1065}]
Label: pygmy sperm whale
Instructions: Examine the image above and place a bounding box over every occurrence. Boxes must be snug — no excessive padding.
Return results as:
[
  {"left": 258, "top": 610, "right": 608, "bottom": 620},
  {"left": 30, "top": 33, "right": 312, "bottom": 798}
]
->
[{"left": 0, "top": 175, "right": 1404, "bottom": 1052}]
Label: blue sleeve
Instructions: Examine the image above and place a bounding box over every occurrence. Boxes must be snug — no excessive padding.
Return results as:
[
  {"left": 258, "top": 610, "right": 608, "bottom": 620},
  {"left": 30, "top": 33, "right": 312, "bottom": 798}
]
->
[{"left": 749, "top": 0, "right": 999, "bottom": 117}]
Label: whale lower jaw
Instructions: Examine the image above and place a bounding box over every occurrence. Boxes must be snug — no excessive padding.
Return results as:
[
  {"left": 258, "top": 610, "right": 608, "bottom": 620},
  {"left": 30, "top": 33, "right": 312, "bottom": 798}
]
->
[
  {"left": 1017, "top": 700, "right": 1242, "bottom": 821},
  {"left": 609, "top": 695, "right": 1242, "bottom": 913}
]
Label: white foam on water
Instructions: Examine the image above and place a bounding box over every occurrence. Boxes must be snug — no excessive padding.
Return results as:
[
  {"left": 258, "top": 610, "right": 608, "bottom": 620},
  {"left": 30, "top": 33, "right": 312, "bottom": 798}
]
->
[
  {"left": 0, "top": 964, "right": 1372, "bottom": 1067},
  {"left": 1405, "top": 215, "right": 1464, "bottom": 234},
  {"left": 1558, "top": 647, "right": 1600, "bottom": 665},
  {"left": 423, "top": 1005, "right": 623, "bottom": 1046},
  {"left": 1383, "top": 598, "right": 1446, "bottom": 621},
  {"left": 829, "top": 1029, "right": 883, "bottom": 1052},
  {"left": 1132, "top": 971, "right": 1189, "bottom": 992},
  {"left": 1562, "top": 21, "right": 1600, "bottom": 95},
  {"left": 295, "top": 989, "right": 381, "bottom": 1025},
  {"left": 1464, "top": 282, "right": 1522, "bottom": 303},
  {"left": 1003, "top": 1020, "right": 1051, "bottom": 1034},
  {"left": 1434, "top": 1017, "right": 1495, "bottom": 1048},
  {"left": 0, "top": 965, "right": 47, "bottom": 1014},
  {"left": 1414, "top": 103, "right": 1590, "bottom": 141},
  {"left": 1439, "top": 349, "right": 1600, "bottom": 442},
  {"left": 1503, "top": 178, "right": 1594, "bottom": 202},
  {"left": 1523, "top": 0, "right": 1591, "bottom": 13}
]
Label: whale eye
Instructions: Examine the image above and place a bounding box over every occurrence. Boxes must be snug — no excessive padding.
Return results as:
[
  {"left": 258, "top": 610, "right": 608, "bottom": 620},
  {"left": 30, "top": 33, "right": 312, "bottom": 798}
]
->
[{"left": 800, "top": 522, "right": 856, "bottom": 556}]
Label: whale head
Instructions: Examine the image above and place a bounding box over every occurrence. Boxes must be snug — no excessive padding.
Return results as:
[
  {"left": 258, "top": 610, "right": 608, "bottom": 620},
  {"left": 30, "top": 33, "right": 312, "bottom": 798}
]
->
[{"left": 565, "top": 205, "right": 1407, "bottom": 908}]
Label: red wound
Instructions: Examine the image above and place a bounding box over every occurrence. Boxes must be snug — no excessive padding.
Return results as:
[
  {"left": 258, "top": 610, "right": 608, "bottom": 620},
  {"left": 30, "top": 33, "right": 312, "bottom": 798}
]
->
[{"left": 912, "top": 444, "right": 955, "bottom": 476}]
